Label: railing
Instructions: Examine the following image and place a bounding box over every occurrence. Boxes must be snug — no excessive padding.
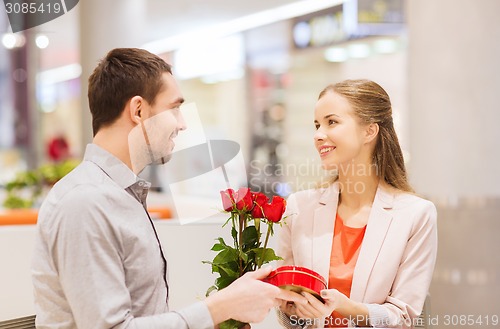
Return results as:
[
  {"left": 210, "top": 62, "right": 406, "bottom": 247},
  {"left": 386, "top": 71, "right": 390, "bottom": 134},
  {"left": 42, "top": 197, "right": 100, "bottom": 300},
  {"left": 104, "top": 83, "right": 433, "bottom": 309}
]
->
[{"left": 0, "top": 315, "right": 35, "bottom": 329}]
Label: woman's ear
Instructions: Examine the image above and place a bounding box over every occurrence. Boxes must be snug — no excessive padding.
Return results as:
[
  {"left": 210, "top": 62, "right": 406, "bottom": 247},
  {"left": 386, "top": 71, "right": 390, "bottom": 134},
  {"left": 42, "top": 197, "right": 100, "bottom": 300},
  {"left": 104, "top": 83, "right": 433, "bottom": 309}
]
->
[
  {"left": 128, "top": 96, "right": 143, "bottom": 125},
  {"left": 365, "top": 123, "right": 379, "bottom": 144}
]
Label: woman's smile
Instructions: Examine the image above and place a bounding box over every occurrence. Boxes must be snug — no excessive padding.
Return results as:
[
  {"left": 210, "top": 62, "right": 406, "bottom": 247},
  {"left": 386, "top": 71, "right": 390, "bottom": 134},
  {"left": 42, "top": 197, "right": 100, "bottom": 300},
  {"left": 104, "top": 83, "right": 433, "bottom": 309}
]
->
[{"left": 319, "top": 145, "right": 336, "bottom": 157}]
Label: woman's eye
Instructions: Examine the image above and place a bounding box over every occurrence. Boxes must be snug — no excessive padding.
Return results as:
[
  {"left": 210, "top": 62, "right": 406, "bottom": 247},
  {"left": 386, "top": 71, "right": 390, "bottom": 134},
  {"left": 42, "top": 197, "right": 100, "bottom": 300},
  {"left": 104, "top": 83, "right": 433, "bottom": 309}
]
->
[
  {"left": 314, "top": 124, "right": 320, "bottom": 130},
  {"left": 328, "top": 119, "right": 336, "bottom": 125}
]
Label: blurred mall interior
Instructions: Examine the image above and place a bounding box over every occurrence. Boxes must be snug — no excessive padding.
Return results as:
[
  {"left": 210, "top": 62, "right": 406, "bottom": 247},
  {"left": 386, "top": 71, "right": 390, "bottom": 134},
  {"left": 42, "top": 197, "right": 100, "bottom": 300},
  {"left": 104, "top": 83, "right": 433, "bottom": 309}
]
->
[{"left": 1, "top": 0, "right": 499, "bottom": 327}]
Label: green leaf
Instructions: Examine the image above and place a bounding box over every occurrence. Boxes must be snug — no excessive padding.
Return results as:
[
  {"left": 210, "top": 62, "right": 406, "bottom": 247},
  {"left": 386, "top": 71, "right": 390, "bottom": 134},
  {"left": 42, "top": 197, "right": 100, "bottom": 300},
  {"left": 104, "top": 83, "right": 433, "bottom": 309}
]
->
[
  {"left": 219, "top": 319, "right": 248, "bottom": 329},
  {"left": 201, "top": 260, "right": 219, "bottom": 275},
  {"left": 221, "top": 215, "right": 232, "bottom": 228},
  {"left": 241, "top": 225, "right": 259, "bottom": 251},
  {"left": 268, "top": 222, "right": 275, "bottom": 235},
  {"left": 237, "top": 249, "right": 249, "bottom": 263},
  {"left": 211, "top": 243, "right": 227, "bottom": 251},
  {"left": 214, "top": 263, "right": 239, "bottom": 278},
  {"left": 231, "top": 226, "right": 238, "bottom": 247},
  {"left": 253, "top": 247, "right": 282, "bottom": 266},
  {"left": 242, "top": 259, "right": 257, "bottom": 273},
  {"left": 254, "top": 217, "right": 260, "bottom": 233},
  {"left": 205, "top": 285, "right": 218, "bottom": 297},
  {"left": 212, "top": 248, "right": 238, "bottom": 265},
  {"left": 242, "top": 225, "right": 258, "bottom": 240},
  {"left": 2, "top": 194, "right": 33, "bottom": 209},
  {"left": 217, "top": 237, "right": 229, "bottom": 246},
  {"left": 216, "top": 275, "right": 237, "bottom": 290}
]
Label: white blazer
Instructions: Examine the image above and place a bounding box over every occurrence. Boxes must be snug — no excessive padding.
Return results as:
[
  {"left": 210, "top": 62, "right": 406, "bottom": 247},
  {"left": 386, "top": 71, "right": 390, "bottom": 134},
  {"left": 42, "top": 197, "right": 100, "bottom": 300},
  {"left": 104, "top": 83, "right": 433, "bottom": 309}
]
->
[{"left": 277, "top": 182, "right": 438, "bottom": 328}]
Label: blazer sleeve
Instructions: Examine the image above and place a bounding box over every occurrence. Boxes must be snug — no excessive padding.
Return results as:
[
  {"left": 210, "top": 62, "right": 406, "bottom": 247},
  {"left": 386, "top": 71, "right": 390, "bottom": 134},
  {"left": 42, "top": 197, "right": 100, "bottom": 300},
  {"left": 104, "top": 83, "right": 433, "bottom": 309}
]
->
[
  {"left": 366, "top": 200, "right": 438, "bottom": 328},
  {"left": 277, "top": 192, "right": 300, "bottom": 266},
  {"left": 276, "top": 193, "right": 304, "bottom": 328}
]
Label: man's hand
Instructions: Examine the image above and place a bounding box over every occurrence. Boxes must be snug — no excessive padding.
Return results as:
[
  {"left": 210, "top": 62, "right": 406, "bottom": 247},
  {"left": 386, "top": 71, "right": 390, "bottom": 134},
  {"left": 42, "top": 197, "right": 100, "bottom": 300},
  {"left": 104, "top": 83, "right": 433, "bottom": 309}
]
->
[{"left": 206, "top": 266, "right": 307, "bottom": 326}]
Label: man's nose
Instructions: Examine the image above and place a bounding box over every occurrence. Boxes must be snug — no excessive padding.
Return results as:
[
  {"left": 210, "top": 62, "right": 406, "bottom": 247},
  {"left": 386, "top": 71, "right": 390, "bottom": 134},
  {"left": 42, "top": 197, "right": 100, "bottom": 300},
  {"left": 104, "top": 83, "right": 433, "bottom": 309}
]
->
[{"left": 177, "top": 111, "right": 187, "bottom": 131}]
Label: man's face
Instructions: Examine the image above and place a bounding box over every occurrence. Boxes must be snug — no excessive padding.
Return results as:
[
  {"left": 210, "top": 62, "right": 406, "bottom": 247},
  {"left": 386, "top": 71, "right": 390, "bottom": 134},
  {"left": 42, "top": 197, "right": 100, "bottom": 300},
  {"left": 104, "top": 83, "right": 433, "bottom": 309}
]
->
[{"left": 129, "top": 73, "right": 186, "bottom": 173}]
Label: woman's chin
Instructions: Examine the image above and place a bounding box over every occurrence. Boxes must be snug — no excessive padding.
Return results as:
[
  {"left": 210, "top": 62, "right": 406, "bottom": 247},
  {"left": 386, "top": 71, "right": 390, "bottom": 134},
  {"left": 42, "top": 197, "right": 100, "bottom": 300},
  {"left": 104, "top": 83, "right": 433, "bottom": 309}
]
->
[{"left": 320, "top": 159, "right": 339, "bottom": 172}]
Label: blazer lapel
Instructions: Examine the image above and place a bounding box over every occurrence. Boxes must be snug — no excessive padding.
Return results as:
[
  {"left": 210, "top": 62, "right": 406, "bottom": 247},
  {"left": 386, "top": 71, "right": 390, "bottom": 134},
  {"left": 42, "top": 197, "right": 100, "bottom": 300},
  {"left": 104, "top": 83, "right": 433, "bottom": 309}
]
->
[
  {"left": 312, "top": 183, "right": 339, "bottom": 281},
  {"left": 350, "top": 184, "right": 394, "bottom": 301}
]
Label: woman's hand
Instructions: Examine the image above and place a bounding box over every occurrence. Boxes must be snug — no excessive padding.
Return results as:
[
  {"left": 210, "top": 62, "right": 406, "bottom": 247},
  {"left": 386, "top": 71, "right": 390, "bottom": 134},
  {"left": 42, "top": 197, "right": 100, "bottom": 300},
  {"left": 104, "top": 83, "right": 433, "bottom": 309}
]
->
[
  {"left": 291, "top": 289, "right": 349, "bottom": 320},
  {"left": 207, "top": 266, "right": 308, "bottom": 325}
]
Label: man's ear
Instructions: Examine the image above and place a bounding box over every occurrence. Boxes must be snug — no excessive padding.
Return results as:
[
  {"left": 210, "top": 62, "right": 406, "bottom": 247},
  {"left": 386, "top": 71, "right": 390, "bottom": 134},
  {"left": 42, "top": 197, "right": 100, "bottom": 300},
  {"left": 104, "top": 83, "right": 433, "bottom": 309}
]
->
[
  {"left": 365, "top": 123, "right": 379, "bottom": 144},
  {"left": 128, "top": 96, "right": 143, "bottom": 125}
]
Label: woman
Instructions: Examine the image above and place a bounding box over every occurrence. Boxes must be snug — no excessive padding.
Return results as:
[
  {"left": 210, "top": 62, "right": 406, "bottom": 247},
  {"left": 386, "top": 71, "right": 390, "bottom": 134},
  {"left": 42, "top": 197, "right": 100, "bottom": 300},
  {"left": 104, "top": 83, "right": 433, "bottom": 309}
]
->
[{"left": 277, "top": 79, "right": 437, "bottom": 328}]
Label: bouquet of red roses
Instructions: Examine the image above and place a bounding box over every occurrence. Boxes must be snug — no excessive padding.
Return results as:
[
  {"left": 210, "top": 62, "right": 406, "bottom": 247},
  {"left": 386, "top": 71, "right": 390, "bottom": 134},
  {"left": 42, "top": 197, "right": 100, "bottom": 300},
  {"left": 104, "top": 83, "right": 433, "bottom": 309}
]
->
[{"left": 204, "top": 187, "right": 287, "bottom": 329}]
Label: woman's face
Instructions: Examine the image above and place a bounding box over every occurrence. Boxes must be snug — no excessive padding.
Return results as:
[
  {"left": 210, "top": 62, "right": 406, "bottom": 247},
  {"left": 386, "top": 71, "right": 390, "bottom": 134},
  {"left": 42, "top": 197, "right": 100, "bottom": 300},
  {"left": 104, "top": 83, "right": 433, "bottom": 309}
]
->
[{"left": 313, "top": 91, "right": 368, "bottom": 170}]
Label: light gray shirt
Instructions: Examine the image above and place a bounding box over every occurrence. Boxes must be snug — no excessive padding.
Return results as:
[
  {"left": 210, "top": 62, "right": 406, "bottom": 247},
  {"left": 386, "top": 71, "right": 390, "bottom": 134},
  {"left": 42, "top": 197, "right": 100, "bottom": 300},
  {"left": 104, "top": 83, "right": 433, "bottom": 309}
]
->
[{"left": 32, "top": 144, "right": 213, "bottom": 329}]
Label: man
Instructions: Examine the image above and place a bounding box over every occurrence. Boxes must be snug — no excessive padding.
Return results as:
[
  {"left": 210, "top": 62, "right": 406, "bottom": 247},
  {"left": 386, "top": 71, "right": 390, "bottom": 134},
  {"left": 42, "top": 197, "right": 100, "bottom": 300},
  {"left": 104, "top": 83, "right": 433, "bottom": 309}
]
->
[{"left": 31, "top": 48, "right": 305, "bottom": 329}]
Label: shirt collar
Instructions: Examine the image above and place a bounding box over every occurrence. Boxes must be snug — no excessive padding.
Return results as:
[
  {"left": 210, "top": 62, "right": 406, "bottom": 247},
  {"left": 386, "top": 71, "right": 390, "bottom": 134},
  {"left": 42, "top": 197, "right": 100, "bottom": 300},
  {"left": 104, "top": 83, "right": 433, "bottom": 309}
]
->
[{"left": 83, "top": 143, "right": 150, "bottom": 192}]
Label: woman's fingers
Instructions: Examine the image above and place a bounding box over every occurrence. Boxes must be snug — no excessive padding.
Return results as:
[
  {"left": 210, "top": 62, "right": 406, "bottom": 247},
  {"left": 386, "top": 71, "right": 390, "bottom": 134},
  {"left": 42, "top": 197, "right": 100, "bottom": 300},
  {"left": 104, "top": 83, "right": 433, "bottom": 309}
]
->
[
  {"left": 295, "top": 305, "right": 317, "bottom": 320},
  {"left": 293, "top": 293, "right": 324, "bottom": 319},
  {"left": 320, "top": 289, "right": 338, "bottom": 300}
]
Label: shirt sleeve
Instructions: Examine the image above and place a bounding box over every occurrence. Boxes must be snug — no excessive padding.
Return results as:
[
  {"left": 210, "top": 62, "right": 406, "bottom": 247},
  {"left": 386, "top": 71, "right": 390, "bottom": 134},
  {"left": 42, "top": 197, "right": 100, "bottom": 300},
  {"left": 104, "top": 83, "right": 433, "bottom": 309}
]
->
[
  {"left": 48, "top": 186, "right": 214, "bottom": 329},
  {"left": 128, "top": 302, "right": 213, "bottom": 329},
  {"left": 276, "top": 309, "right": 304, "bottom": 329}
]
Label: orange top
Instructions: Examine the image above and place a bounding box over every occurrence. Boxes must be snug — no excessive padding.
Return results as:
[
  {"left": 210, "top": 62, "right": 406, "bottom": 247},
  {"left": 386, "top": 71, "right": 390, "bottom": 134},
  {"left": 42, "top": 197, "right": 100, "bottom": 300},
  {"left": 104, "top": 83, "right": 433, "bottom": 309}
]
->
[{"left": 326, "top": 213, "right": 366, "bottom": 328}]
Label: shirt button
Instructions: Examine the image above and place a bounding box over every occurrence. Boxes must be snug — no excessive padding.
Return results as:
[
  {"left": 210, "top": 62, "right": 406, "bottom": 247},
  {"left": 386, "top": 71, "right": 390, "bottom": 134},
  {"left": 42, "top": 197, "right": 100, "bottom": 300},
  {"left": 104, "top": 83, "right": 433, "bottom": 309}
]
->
[{"left": 138, "top": 181, "right": 144, "bottom": 187}]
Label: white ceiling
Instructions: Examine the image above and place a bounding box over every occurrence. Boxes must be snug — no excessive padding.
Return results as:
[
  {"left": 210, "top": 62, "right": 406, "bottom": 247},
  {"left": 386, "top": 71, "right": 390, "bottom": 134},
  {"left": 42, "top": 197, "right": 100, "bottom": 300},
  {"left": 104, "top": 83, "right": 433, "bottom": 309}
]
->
[{"left": 10, "top": 0, "right": 327, "bottom": 71}]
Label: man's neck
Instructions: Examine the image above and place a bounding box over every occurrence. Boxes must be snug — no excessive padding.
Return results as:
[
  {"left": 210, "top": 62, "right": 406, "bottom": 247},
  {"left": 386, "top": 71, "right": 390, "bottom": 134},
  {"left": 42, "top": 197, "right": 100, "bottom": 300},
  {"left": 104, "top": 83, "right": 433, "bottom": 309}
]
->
[{"left": 93, "top": 128, "right": 133, "bottom": 171}]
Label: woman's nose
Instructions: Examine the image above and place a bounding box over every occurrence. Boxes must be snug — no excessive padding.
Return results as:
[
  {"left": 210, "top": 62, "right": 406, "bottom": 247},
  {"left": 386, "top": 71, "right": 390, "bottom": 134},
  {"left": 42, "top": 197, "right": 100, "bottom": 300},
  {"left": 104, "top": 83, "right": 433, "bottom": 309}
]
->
[{"left": 314, "top": 128, "right": 326, "bottom": 141}]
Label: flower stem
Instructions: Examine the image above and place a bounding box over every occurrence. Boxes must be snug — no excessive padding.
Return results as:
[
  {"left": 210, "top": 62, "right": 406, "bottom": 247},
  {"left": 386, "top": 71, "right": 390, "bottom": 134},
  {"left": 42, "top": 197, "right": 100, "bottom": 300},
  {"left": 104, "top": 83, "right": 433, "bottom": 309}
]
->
[
  {"left": 238, "top": 213, "right": 245, "bottom": 276},
  {"left": 232, "top": 213, "right": 237, "bottom": 249},
  {"left": 258, "top": 222, "right": 272, "bottom": 268}
]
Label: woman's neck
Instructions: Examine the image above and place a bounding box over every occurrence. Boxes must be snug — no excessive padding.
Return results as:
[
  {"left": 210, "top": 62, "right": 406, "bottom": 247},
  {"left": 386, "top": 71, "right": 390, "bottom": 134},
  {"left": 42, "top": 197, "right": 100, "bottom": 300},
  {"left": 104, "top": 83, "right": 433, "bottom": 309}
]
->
[{"left": 337, "top": 168, "right": 379, "bottom": 209}]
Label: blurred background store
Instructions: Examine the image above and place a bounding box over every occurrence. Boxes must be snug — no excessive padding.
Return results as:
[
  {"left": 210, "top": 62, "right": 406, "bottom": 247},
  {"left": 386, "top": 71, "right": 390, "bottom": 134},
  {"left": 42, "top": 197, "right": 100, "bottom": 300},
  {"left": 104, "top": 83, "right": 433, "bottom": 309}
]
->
[{"left": 1, "top": 0, "right": 499, "bottom": 327}]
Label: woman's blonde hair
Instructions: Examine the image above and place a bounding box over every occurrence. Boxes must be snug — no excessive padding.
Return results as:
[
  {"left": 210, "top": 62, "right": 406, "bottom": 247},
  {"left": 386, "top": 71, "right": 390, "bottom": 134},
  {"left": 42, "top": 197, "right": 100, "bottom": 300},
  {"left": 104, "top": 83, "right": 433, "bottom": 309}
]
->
[{"left": 319, "top": 79, "right": 414, "bottom": 193}]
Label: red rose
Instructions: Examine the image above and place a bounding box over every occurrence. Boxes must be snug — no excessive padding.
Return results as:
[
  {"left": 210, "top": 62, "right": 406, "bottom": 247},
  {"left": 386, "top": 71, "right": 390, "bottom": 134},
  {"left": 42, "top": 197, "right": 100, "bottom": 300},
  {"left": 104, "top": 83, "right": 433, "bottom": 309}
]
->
[
  {"left": 234, "top": 188, "right": 253, "bottom": 211},
  {"left": 221, "top": 188, "right": 254, "bottom": 212},
  {"left": 251, "top": 192, "right": 268, "bottom": 218},
  {"left": 220, "top": 189, "right": 236, "bottom": 211},
  {"left": 262, "top": 196, "right": 287, "bottom": 222}
]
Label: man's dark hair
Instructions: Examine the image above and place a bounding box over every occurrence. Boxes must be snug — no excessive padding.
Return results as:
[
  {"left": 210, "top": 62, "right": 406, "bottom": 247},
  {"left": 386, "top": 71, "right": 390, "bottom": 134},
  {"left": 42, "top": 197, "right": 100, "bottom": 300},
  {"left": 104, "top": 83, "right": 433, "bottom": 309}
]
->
[{"left": 88, "top": 48, "right": 173, "bottom": 136}]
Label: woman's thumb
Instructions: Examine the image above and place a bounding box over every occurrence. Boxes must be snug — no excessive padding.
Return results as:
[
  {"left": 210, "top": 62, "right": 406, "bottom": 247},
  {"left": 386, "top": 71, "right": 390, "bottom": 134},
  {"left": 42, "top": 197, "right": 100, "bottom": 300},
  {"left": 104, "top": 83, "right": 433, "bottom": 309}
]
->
[{"left": 320, "top": 289, "right": 336, "bottom": 300}]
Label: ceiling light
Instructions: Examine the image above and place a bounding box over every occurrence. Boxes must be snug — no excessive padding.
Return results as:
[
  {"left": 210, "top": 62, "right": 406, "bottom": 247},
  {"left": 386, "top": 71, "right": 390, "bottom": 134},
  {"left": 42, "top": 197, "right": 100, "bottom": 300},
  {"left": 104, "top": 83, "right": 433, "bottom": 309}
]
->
[
  {"left": 1, "top": 33, "right": 25, "bottom": 49},
  {"left": 143, "top": 0, "right": 345, "bottom": 54},
  {"left": 37, "top": 64, "right": 82, "bottom": 85},
  {"left": 36, "top": 35, "right": 50, "bottom": 49},
  {"left": 174, "top": 34, "right": 244, "bottom": 80},
  {"left": 347, "top": 43, "right": 370, "bottom": 59},
  {"left": 293, "top": 21, "right": 311, "bottom": 48},
  {"left": 373, "top": 39, "right": 398, "bottom": 54},
  {"left": 324, "top": 47, "right": 348, "bottom": 62},
  {"left": 2, "top": 34, "right": 16, "bottom": 49}
]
